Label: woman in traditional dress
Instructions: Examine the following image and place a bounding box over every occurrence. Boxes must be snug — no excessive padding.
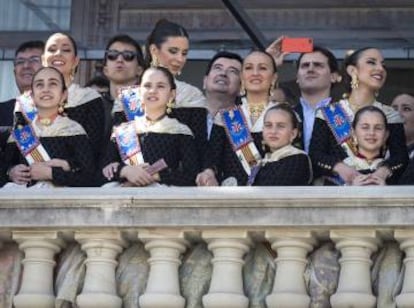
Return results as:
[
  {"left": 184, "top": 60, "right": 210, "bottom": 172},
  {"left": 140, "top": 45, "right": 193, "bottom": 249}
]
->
[
  {"left": 101, "top": 66, "right": 199, "bottom": 186},
  {"left": 251, "top": 104, "right": 312, "bottom": 186},
  {"left": 2, "top": 67, "right": 95, "bottom": 187},
  {"left": 309, "top": 47, "right": 408, "bottom": 185},
  {"left": 144, "top": 19, "right": 208, "bottom": 162},
  {"left": 42, "top": 32, "right": 105, "bottom": 163},
  {"left": 197, "top": 50, "right": 279, "bottom": 186}
]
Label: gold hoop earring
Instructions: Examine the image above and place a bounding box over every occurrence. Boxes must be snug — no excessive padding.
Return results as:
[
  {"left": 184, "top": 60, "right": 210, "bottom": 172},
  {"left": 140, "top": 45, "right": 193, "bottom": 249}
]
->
[
  {"left": 351, "top": 74, "right": 359, "bottom": 90},
  {"left": 269, "top": 81, "right": 276, "bottom": 97},
  {"left": 166, "top": 99, "right": 175, "bottom": 114},
  {"left": 58, "top": 104, "right": 65, "bottom": 114}
]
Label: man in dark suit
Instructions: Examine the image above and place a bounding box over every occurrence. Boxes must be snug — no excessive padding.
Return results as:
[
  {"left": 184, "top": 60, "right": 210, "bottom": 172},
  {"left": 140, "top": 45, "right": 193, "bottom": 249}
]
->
[
  {"left": 0, "top": 40, "right": 44, "bottom": 126},
  {"left": 294, "top": 46, "right": 340, "bottom": 152},
  {"left": 0, "top": 40, "right": 44, "bottom": 154}
]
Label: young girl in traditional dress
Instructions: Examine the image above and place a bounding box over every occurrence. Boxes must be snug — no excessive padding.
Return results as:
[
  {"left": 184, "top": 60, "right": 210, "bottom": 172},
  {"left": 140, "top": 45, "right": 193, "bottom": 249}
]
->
[
  {"left": 347, "top": 106, "right": 389, "bottom": 185},
  {"left": 101, "top": 66, "right": 199, "bottom": 186},
  {"left": 2, "top": 67, "right": 95, "bottom": 187},
  {"left": 251, "top": 104, "right": 312, "bottom": 186},
  {"left": 309, "top": 47, "right": 407, "bottom": 185}
]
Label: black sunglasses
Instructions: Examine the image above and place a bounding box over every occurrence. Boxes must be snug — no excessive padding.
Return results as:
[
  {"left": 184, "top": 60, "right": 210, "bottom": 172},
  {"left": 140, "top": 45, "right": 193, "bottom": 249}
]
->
[{"left": 105, "top": 50, "right": 137, "bottom": 62}]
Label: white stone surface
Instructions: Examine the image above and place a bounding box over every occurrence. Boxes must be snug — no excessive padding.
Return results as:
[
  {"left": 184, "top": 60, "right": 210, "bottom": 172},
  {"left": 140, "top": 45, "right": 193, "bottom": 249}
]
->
[
  {"left": 395, "top": 230, "right": 414, "bottom": 307},
  {"left": 265, "top": 230, "right": 315, "bottom": 308},
  {"left": 75, "top": 231, "right": 126, "bottom": 308},
  {"left": 330, "top": 230, "right": 379, "bottom": 308},
  {"left": 202, "top": 229, "right": 251, "bottom": 308},
  {"left": 139, "top": 230, "right": 188, "bottom": 308},
  {"left": 12, "top": 231, "right": 64, "bottom": 308}
]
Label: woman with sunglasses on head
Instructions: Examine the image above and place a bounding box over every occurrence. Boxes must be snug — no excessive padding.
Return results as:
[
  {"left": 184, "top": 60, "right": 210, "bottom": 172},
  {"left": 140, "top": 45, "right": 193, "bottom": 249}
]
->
[
  {"left": 41, "top": 32, "right": 105, "bottom": 169},
  {"left": 1, "top": 67, "right": 95, "bottom": 188},
  {"left": 145, "top": 19, "right": 208, "bottom": 165},
  {"left": 101, "top": 66, "right": 199, "bottom": 187},
  {"left": 309, "top": 47, "right": 408, "bottom": 185},
  {"left": 197, "top": 50, "right": 280, "bottom": 186}
]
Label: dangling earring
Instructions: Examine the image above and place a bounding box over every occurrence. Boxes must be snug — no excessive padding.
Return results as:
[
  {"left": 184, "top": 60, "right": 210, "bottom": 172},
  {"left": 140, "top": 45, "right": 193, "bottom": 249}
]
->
[
  {"left": 70, "top": 66, "right": 76, "bottom": 81},
  {"left": 269, "top": 81, "right": 276, "bottom": 98},
  {"left": 166, "top": 99, "right": 174, "bottom": 114},
  {"left": 240, "top": 83, "right": 246, "bottom": 96},
  {"left": 151, "top": 56, "right": 159, "bottom": 67},
  {"left": 351, "top": 74, "right": 359, "bottom": 90},
  {"left": 58, "top": 104, "right": 65, "bottom": 114}
]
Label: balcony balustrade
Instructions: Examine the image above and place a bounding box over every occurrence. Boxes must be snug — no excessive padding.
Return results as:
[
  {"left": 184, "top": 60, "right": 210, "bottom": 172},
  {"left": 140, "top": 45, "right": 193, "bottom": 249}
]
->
[{"left": 0, "top": 186, "right": 413, "bottom": 307}]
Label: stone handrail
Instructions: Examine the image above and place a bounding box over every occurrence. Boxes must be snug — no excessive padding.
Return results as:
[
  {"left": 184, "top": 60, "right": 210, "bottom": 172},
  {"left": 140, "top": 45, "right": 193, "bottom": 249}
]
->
[{"left": 1, "top": 186, "right": 414, "bottom": 308}]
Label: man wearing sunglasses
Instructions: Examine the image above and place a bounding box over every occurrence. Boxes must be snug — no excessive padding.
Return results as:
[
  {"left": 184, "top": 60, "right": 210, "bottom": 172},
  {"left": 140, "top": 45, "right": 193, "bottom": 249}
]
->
[{"left": 99, "top": 34, "right": 145, "bottom": 156}]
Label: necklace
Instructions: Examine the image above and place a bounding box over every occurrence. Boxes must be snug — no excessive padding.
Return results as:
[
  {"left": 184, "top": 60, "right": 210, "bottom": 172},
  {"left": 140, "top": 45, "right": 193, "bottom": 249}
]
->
[
  {"left": 145, "top": 113, "right": 166, "bottom": 125},
  {"left": 348, "top": 98, "right": 375, "bottom": 113},
  {"left": 37, "top": 114, "right": 58, "bottom": 126},
  {"left": 249, "top": 103, "right": 266, "bottom": 124}
]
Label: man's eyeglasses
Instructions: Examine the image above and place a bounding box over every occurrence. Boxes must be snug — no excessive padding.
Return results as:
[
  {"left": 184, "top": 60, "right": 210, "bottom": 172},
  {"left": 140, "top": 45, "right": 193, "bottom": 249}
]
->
[
  {"left": 105, "top": 50, "right": 137, "bottom": 62},
  {"left": 14, "top": 56, "right": 41, "bottom": 67}
]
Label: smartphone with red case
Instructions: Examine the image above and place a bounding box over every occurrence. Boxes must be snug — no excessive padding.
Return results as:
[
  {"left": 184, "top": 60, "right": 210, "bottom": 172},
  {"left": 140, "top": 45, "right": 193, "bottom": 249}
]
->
[{"left": 281, "top": 37, "right": 313, "bottom": 53}]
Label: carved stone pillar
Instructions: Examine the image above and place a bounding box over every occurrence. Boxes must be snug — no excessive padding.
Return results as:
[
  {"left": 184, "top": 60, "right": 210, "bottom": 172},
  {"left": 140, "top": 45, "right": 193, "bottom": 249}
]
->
[
  {"left": 13, "top": 231, "right": 65, "bottom": 308},
  {"left": 330, "top": 230, "right": 379, "bottom": 308},
  {"left": 139, "top": 229, "right": 188, "bottom": 308},
  {"left": 265, "top": 230, "right": 315, "bottom": 308},
  {"left": 75, "top": 231, "right": 126, "bottom": 308},
  {"left": 395, "top": 229, "right": 414, "bottom": 307},
  {"left": 202, "top": 229, "right": 251, "bottom": 308}
]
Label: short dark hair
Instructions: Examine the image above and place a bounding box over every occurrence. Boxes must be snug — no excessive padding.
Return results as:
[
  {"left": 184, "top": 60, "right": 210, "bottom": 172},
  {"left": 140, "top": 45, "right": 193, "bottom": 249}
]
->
[
  {"left": 297, "top": 45, "right": 338, "bottom": 73},
  {"left": 205, "top": 51, "right": 243, "bottom": 75},
  {"left": 144, "top": 19, "right": 189, "bottom": 68},
  {"left": 15, "top": 40, "right": 45, "bottom": 57},
  {"left": 85, "top": 76, "right": 110, "bottom": 89},
  {"left": 104, "top": 34, "right": 144, "bottom": 67}
]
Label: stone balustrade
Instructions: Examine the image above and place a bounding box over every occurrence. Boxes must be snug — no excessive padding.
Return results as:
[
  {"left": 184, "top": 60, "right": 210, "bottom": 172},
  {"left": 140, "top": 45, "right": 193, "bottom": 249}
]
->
[{"left": 1, "top": 186, "right": 414, "bottom": 308}]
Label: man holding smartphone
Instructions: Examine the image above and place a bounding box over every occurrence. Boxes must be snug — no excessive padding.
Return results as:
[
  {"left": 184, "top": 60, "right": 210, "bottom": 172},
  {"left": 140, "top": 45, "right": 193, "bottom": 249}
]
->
[{"left": 267, "top": 38, "right": 340, "bottom": 152}]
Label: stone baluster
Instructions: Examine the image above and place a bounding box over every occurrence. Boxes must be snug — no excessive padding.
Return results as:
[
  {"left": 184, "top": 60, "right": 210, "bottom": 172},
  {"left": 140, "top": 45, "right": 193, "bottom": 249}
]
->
[
  {"left": 202, "top": 229, "right": 251, "bottom": 308},
  {"left": 138, "top": 229, "right": 188, "bottom": 308},
  {"left": 330, "top": 230, "right": 379, "bottom": 308},
  {"left": 13, "top": 231, "right": 65, "bottom": 308},
  {"left": 75, "top": 231, "right": 126, "bottom": 308},
  {"left": 265, "top": 230, "right": 315, "bottom": 308},
  {"left": 395, "top": 229, "right": 414, "bottom": 307}
]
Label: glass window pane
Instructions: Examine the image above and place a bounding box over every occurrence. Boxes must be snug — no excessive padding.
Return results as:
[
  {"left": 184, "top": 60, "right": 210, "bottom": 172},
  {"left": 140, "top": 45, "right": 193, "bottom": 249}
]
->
[
  {"left": 0, "top": 0, "right": 71, "bottom": 31},
  {"left": 0, "top": 61, "right": 19, "bottom": 102}
]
